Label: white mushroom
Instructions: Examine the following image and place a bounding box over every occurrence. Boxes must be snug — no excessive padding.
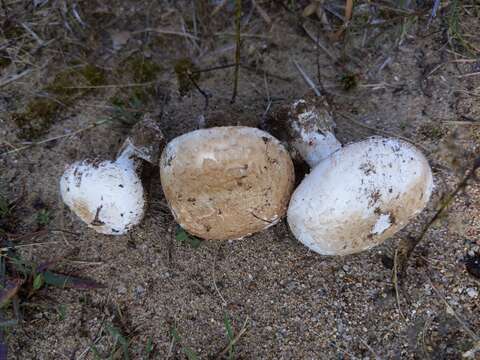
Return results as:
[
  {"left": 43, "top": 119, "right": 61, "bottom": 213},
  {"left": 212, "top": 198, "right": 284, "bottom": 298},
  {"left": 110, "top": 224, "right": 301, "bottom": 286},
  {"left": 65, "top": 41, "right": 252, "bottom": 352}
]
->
[
  {"left": 283, "top": 99, "right": 434, "bottom": 255},
  {"left": 160, "top": 126, "right": 295, "bottom": 240},
  {"left": 60, "top": 117, "right": 163, "bottom": 235}
]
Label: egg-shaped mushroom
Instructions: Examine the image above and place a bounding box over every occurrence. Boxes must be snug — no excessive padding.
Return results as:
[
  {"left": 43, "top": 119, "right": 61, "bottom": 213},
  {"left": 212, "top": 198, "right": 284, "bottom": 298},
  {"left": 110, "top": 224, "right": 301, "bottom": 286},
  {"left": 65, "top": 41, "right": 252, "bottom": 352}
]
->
[
  {"left": 160, "top": 126, "right": 295, "bottom": 240},
  {"left": 60, "top": 116, "right": 164, "bottom": 235},
  {"left": 287, "top": 137, "right": 433, "bottom": 255},
  {"left": 60, "top": 156, "right": 145, "bottom": 235}
]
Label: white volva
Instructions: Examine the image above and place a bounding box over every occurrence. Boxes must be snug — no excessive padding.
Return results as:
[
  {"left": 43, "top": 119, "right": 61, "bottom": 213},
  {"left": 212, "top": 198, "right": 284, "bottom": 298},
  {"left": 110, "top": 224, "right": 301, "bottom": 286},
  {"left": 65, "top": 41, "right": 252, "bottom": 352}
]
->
[
  {"left": 60, "top": 148, "right": 145, "bottom": 235},
  {"left": 283, "top": 99, "right": 434, "bottom": 256},
  {"left": 60, "top": 116, "right": 163, "bottom": 235}
]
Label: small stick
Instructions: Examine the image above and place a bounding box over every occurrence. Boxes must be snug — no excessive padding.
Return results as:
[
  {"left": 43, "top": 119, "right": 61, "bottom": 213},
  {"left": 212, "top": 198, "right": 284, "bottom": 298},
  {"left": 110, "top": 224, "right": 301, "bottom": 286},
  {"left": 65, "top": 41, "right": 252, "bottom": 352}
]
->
[
  {"left": 293, "top": 60, "right": 321, "bottom": 96},
  {"left": 395, "top": 157, "right": 479, "bottom": 279},
  {"left": 427, "top": 275, "right": 479, "bottom": 341},
  {"left": 301, "top": 24, "right": 337, "bottom": 61},
  {"left": 187, "top": 73, "right": 210, "bottom": 113},
  {"left": 231, "top": 0, "right": 242, "bottom": 103},
  {"left": 191, "top": 63, "right": 238, "bottom": 74}
]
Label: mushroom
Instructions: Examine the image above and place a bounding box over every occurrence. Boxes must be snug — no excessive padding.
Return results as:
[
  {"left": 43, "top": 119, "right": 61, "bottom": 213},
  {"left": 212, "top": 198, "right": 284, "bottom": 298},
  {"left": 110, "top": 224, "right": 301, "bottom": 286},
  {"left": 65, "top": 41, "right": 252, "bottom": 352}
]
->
[
  {"left": 60, "top": 116, "right": 164, "bottom": 235},
  {"left": 277, "top": 99, "right": 433, "bottom": 255},
  {"left": 160, "top": 126, "right": 295, "bottom": 240}
]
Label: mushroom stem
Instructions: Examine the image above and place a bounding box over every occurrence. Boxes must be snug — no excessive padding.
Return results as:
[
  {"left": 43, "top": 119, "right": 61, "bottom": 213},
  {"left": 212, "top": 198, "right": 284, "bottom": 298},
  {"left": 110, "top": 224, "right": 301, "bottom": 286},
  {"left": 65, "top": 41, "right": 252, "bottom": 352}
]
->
[
  {"left": 116, "top": 114, "right": 164, "bottom": 167},
  {"left": 60, "top": 114, "right": 164, "bottom": 235},
  {"left": 287, "top": 98, "right": 342, "bottom": 167},
  {"left": 115, "top": 138, "right": 140, "bottom": 169}
]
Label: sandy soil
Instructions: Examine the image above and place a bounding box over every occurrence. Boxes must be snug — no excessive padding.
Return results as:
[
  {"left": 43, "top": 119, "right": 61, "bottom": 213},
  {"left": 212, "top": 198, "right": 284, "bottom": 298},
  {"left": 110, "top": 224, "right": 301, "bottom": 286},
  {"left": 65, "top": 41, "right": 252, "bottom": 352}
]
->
[{"left": 0, "top": 1, "right": 479, "bottom": 359}]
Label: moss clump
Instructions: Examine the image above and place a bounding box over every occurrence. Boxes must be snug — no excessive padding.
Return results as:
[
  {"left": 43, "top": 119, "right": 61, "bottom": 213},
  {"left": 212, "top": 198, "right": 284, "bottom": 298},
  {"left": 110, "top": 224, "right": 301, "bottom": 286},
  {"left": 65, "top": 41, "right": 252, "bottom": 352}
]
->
[
  {"left": 419, "top": 122, "right": 446, "bottom": 140},
  {"left": 174, "top": 58, "right": 200, "bottom": 96},
  {"left": 45, "top": 64, "right": 106, "bottom": 105},
  {"left": 108, "top": 94, "right": 143, "bottom": 126},
  {"left": 2, "top": 19, "right": 23, "bottom": 39},
  {"left": 128, "top": 57, "right": 162, "bottom": 83},
  {"left": 0, "top": 50, "right": 11, "bottom": 69},
  {"left": 118, "top": 57, "right": 163, "bottom": 102},
  {"left": 46, "top": 69, "right": 81, "bottom": 99},
  {"left": 11, "top": 99, "right": 60, "bottom": 140},
  {"left": 81, "top": 64, "right": 106, "bottom": 86},
  {"left": 339, "top": 72, "right": 358, "bottom": 91}
]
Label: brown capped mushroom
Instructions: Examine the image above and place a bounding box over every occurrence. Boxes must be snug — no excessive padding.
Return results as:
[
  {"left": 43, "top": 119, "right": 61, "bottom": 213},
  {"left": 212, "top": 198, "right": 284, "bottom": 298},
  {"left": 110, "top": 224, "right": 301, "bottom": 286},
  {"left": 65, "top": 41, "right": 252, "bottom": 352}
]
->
[{"left": 160, "top": 126, "right": 295, "bottom": 240}]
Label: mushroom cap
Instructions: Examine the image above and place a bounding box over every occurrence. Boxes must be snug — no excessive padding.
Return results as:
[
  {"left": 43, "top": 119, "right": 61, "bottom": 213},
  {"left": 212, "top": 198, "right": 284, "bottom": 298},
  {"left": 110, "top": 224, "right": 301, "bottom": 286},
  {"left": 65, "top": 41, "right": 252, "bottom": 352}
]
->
[
  {"left": 160, "top": 126, "right": 295, "bottom": 240},
  {"left": 287, "top": 137, "right": 434, "bottom": 255},
  {"left": 60, "top": 159, "right": 145, "bottom": 235}
]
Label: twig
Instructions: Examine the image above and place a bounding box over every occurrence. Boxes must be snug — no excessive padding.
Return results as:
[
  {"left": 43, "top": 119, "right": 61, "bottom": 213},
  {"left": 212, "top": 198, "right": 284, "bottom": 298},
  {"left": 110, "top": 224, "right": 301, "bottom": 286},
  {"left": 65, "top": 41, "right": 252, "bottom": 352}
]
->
[
  {"left": 293, "top": 60, "right": 321, "bottom": 96},
  {"left": 426, "top": 275, "right": 479, "bottom": 341},
  {"left": 187, "top": 73, "right": 210, "bottom": 113},
  {"left": 301, "top": 24, "right": 337, "bottom": 61},
  {"left": 395, "top": 157, "right": 480, "bottom": 278},
  {"left": 191, "top": 63, "right": 238, "bottom": 74},
  {"left": 231, "top": 0, "right": 242, "bottom": 103}
]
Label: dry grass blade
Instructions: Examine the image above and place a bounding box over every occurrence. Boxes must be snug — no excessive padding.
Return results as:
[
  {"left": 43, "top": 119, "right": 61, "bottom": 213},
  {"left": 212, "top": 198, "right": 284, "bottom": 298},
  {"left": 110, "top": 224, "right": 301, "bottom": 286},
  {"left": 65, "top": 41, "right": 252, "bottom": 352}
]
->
[
  {"left": 217, "top": 317, "right": 249, "bottom": 359},
  {"left": 252, "top": 0, "right": 271, "bottom": 25},
  {"left": 393, "top": 248, "right": 406, "bottom": 321},
  {"left": 0, "top": 69, "right": 32, "bottom": 88},
  {"left": 0, "top": 119, "right": 110, "bottom": 157},
  {"left": 131, "top": 28, "right": 199, "bottom": 40},
  {"left": 426, "top": 275, "right": 479, "bottom": 342},
  {"left": 301, "top": 24, "right": 337, "bottom": 61},
  {"left": 293, "top": 60, "right": 321, "bottom": 96}
]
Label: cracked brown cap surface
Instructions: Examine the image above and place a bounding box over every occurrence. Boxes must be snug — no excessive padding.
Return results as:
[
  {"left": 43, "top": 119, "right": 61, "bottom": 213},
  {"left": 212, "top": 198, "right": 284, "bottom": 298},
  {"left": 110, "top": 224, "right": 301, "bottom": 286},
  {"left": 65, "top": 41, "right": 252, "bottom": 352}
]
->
[{"left": 160, "top": 126, "right": 295, "bottom": 240}]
